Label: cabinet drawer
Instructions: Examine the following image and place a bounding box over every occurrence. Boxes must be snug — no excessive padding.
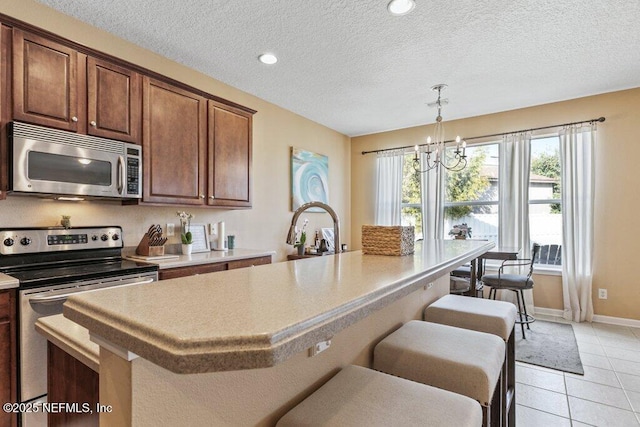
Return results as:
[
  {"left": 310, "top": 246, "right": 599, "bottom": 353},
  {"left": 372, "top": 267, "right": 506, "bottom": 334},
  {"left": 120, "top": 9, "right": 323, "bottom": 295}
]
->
[
  {"left": 159, "top": 262, "right": 227, "bottom": 280},
  {"left": 228, "top": 256, "right": 271, "bottom": 270}
]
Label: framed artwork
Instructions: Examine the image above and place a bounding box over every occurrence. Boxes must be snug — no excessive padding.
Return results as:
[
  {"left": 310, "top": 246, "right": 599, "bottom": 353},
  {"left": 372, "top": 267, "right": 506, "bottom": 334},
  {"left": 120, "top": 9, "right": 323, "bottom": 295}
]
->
[
  {"left": 188, "top": 224, "right": 210, "bottom": 253},
  {"left": 291, "top": 147, "right": 329, "bottom": 211}
]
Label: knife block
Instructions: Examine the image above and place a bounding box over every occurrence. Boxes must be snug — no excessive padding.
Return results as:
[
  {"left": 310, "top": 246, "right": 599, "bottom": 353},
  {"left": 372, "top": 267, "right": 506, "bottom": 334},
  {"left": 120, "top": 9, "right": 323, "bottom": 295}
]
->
[{"left": 135, "top": 233, "right": 165, "bottom": 256}]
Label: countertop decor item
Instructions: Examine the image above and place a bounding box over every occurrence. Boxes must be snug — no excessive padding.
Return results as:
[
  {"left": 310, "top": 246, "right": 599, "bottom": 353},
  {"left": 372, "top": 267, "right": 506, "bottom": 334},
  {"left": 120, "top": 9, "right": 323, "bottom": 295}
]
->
[
  {"left": 136, "top": 224, "right": 167, "bottom": 256},
  {"left": 361, "top": 225, "right": 415, "bottom": 256},
  {"left": 176, "top": 211, "right": 194, "bottom": 245},
  {"left": 449, "top": 223, "right": 472, "bottom": 239}
]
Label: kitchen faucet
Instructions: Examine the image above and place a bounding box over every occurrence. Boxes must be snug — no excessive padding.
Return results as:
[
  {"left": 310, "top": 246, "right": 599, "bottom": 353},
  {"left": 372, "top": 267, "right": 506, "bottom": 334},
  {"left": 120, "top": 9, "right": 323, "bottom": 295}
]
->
[{"left": 286, "top": 201, "right": 340, "bottom": 254}]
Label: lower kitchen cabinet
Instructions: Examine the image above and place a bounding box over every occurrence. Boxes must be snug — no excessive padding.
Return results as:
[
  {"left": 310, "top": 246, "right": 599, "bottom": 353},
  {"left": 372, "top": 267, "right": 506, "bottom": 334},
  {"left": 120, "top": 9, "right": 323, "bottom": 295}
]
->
[
  {"left": 158, "top": 255, "right": 272, "bottom": 280},
  {"left": 0, "top": 289, "right": 17, "bottom": 427},
  {"left": 47, "top": 343, "right": 98, "bottom": 427}
]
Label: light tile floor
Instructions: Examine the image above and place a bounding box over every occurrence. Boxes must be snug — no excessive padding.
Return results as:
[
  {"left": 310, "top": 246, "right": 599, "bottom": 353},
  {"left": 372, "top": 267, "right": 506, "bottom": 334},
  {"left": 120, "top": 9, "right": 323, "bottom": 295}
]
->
[{"left": 516, "top": 315, "right": 640, "bottom": 426}]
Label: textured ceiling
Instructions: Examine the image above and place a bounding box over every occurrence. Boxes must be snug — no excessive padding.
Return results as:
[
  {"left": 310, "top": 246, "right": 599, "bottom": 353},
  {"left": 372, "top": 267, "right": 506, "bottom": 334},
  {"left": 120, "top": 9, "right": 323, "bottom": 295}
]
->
[{"left": 36, "top": 0, "right": 640, "bottom": 137}]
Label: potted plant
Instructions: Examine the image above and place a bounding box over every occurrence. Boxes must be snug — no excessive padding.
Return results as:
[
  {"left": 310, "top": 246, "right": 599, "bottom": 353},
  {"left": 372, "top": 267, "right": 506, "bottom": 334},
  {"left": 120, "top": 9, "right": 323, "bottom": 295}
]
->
[
  {"left": 177, "top": 211, "right": 195, "bottom": 254},
  {"left": 449, "top": 223, "right": 472, "bottom": 240},
  {"left": 294, "top": 218, "right": 309, "bottom": 255}
]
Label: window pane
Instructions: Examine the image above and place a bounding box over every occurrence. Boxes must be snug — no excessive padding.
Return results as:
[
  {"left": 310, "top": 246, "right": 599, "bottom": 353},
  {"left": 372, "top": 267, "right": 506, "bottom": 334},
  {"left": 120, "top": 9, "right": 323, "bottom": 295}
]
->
[
  {"left": 444, "top": 143, "right": 499, "bottom": 243},
  {"left": 402, "top": 153, "right": 423, "bottom": 240},
  {"left": 530, "top": 136, "right": 562, "bottom": 265},
  {"left": 530, "top": 136, "right": 561, "bottom": 204}
]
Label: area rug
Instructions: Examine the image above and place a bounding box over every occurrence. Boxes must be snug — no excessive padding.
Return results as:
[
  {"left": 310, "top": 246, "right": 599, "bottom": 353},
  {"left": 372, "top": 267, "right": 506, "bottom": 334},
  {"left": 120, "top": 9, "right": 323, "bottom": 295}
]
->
[{"left": 515, "top": 319, "right": 584, "bottom": 375}]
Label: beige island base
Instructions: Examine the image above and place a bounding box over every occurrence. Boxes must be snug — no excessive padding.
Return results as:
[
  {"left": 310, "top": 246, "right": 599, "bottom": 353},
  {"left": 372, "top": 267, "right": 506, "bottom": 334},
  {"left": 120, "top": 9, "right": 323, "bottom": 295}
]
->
[{"left": 57, "top": 239, "right": 492, "bottom": 426}]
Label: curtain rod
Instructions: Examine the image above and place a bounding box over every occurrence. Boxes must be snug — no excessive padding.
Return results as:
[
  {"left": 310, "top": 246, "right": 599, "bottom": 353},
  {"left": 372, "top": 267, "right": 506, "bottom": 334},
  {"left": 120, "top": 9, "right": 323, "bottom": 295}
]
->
[{"left": 361, "top": 116, "right": 605, "bottom": 155}]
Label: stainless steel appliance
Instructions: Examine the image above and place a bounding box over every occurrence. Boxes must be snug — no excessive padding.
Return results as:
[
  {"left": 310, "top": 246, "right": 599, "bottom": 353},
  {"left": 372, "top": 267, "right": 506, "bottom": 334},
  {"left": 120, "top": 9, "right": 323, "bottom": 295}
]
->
[
  {"left": 0, "top": 226, "right": 158, "bottom": 427},
  {"left": 9, "top": 121, "right": 142, "bottom": 199}
]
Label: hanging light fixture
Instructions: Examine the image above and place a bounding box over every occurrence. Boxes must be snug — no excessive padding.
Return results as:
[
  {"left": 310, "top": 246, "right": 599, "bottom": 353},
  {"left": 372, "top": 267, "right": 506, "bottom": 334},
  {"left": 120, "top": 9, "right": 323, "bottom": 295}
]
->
[{"left": 412, "top": 84, "right": 467, "bottom": 173}]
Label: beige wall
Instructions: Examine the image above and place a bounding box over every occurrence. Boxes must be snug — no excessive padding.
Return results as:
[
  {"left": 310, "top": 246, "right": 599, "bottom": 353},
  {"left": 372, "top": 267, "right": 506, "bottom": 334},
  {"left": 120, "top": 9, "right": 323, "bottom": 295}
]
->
[
  {"left": 0, "top": 0, "right": 351, "bottom": 262},
  {"left": 351, "top": 88, "right": 640, "bottom": 320}
]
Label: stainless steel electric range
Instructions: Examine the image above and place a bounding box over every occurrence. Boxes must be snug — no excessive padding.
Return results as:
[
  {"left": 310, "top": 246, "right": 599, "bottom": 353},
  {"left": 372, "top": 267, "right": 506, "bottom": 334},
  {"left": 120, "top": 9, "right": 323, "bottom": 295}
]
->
[{"left": 0, "top": 226, "right": 158, "bottom": 427}]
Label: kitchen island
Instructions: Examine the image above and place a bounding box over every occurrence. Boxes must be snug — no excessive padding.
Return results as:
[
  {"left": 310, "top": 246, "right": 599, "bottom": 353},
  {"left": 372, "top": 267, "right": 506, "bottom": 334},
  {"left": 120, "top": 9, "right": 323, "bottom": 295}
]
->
[{"left": 60, "top": 239, "right": 492, "bottom": 426}]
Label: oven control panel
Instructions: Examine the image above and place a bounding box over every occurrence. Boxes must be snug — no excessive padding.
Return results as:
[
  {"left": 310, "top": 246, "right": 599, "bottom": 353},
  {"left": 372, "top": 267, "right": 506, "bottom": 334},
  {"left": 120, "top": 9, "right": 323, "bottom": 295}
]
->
[{"left": 0, "top": 226, "right": 123, "bottom": 255}]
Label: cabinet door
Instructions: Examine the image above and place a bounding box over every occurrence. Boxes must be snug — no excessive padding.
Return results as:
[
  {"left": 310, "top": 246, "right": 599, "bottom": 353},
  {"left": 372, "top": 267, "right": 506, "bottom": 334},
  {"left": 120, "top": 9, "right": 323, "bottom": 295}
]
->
[
  {"left": 208, "top": 100, "right": 252, "bottom": 208},
  {"left": 142, "top": 77, "right": 206, "bottom": 205},
  {"left": 87, "top": 57, "right": 141, "bottom": 143},
  {"left": 13, "top": 29, "right": 78, "bottom": 131},
  {"left": 0, "top": 290, "right": 17, "bottom": 427}
]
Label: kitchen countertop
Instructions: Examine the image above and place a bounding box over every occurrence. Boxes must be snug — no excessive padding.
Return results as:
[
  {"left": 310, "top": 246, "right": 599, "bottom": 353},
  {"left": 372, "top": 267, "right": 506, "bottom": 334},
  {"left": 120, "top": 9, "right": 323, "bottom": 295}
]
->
[
  {"left": 0, "top": 273, "right": 19, "bottom": 290},
  {"left": 123, "top": 247, "right": 274, "bottom": 269},
  {"left": 64, "top": 239, "right": 493, "bottom": 375},
  {"left": 35, "top": 314, "right": 99, "bottom": 372}
]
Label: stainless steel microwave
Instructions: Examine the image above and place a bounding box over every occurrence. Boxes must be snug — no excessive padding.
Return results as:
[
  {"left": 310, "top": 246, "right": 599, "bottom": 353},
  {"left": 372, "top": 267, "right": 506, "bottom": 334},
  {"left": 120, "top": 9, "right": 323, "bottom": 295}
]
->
[{"left": 9, "top": 122, "right": 142, "bottom": 199}]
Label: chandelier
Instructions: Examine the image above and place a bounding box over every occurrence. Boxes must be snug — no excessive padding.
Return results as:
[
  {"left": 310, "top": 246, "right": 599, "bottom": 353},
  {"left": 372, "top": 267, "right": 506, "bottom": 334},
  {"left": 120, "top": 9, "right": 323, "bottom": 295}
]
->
[{"left": 412, "top": 84, "right": 467, "bottom": 173}]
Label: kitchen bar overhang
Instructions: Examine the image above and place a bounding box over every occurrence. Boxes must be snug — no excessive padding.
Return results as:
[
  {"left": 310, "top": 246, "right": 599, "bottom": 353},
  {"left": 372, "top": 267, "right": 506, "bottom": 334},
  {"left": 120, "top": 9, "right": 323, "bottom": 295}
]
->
[{"left": 62, "top": 239, "right": 494, "bottom": 374}]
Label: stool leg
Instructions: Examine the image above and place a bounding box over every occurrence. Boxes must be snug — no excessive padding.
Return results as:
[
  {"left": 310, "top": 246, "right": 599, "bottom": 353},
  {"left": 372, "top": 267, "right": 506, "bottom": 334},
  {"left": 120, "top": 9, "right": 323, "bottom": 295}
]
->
[
  {"left": 520, "top": 290, "right": 531, "bottom": 331},
  {"left": 513, "top": 290, "right": 526, "bottom": 339}
]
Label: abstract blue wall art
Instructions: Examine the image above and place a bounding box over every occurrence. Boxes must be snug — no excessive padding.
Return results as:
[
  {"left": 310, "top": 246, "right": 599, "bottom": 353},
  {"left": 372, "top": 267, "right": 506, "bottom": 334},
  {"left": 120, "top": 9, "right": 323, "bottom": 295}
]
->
[{"left": 291, "top": 147, "right": 329, "bottom": 211}]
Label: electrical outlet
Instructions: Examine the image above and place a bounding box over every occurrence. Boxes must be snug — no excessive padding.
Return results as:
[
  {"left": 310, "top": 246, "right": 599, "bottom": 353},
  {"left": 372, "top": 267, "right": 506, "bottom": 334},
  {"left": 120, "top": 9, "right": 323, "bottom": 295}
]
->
[
  {"left": 166, "top": 223, "right": 174, "bottom": 236},
  {"left": 209, "top": 223, "right": 217, "bottom": 235},
  {"left": 598, "top": 288, "right": 608, "bottom": 299},
  {"left": 308, "top": 340, "right": 331, "bottom": 357},
  {"left": 424, "top": 282, "right": 434, "bottom": 291}
]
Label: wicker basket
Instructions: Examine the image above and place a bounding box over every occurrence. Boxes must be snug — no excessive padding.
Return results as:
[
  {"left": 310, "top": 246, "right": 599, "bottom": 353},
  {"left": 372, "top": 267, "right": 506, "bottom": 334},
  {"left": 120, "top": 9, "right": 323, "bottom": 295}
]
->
[{"left": 361, "top": 225, "right": 415, "bottom": 256}]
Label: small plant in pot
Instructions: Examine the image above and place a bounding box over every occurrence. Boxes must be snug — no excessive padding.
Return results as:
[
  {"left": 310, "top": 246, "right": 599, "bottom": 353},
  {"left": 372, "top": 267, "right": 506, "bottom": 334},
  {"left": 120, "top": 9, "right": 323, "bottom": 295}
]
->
[
  {"left": 177, "top": 211, "right": 195, "bottom": 254},
  {"left": 294, "top": 218, "right": 309, "bottom": 255}
]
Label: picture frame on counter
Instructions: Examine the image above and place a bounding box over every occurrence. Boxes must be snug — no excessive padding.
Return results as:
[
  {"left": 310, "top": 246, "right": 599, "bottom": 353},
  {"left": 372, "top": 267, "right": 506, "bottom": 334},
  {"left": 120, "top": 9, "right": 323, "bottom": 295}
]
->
[{"left": 188, "top": 224, "right": 210, "bottom": 253}]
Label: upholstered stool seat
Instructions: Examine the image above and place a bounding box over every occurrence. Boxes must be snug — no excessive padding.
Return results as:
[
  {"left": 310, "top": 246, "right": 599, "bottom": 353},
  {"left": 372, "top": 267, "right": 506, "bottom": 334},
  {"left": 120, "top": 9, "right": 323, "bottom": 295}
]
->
[
  {"left": 373, "top": 321, "right": 504, "bottom": 426},
  {"left": 424, "top": 294, "right": 516, "bottom": 341},
  {"left": 277, "top": 365, "right": 482, "bottom": 427},
  {"left": 424, "top": 294, "right": 517, "bottom": 426}
]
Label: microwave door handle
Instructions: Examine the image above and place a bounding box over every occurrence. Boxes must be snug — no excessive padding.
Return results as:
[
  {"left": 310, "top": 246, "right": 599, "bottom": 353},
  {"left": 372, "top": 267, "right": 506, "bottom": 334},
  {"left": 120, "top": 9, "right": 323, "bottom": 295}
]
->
[{"left": 117, "top": 155, "right": 125, "bottom": 195}]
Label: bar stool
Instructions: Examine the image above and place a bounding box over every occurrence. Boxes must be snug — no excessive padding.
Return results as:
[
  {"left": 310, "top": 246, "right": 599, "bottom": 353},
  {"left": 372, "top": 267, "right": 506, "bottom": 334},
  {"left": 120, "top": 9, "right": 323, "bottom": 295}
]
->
[
  {"left": 424, "top": 294, "right": 517, "bottom": 426},
  {"left": 373, "top": 321, "right": 504, "bottom": 427},
  {"left": 277, "top": 365, "right": 482, "bottom": 427}
]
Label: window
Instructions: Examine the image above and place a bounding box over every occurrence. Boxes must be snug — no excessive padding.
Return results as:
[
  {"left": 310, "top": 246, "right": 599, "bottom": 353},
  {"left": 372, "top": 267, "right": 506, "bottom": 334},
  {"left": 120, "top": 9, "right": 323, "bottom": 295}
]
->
[
  {"left": 398, "top": 136, "right": 563, "bottom": 267},
  {"left": 444, "top": 143, "right": 500, "bottom": 245},
  {"left": 401, "top": 153, "right": 423, "bottom": 240},
  {"left": 529, "top": 136, "right": 562, "bottom": 267}
]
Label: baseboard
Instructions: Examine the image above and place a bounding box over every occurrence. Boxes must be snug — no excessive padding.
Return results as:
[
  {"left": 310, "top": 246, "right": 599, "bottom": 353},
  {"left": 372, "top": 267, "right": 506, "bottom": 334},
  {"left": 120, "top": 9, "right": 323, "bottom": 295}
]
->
[
  {"left": 534, "top": 307, "right": 640, "bottom": 328},
  {"left": 592, "top": 314, "right": 640, "bottom": 328},
  {"left": 533, "top": 307, "right": 563, "bottom": 317}
]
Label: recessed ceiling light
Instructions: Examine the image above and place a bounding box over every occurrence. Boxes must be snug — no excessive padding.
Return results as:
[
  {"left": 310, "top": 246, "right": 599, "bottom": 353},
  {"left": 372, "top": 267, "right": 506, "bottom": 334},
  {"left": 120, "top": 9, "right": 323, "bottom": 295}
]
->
[
  {"left": 387, "top": 0, "right": 416, "bottom": 16},
  {"left": 258, "top": 53, "right": 278, "bottom": 65}
]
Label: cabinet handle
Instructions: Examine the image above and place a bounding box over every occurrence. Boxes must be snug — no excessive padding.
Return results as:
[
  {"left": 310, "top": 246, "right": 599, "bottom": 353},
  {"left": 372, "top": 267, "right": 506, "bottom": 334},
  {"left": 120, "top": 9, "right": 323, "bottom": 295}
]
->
[
  {"left": 200, "top": 194, "right": 205, "bottom": 199},
  {"left": 90, "top": 120, "right": 97, "bottom": 127},
  {"left": 71, "top": 116, "right": 78, "bottom": 122},
  {"left": 209, "top": 196, "right": 215, "bottom": 199}
]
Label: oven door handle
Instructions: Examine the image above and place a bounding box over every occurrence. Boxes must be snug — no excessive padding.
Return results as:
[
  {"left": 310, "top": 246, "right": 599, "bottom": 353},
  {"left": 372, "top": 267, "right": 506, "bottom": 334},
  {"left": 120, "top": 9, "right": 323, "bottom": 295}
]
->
[{"left": 28, "top": 277, "right": 155, "bottom": 305}]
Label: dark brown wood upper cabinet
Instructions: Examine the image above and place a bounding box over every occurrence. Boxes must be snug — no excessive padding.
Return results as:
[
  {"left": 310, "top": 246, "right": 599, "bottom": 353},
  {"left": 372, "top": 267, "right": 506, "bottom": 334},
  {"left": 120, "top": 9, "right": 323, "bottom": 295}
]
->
[
  {"left": 142, "top": 76, "right": 207, "bottom": 205},
  {"left": 87, "top": 57, "right": 141, "bottom": 143},
  {"left": 13, "top": 28, "right": 79, "bottom": 131},
  {"left": 12, "top": 29, "right": 142, "bottom": 143},
  {"left": 208, "top": 100, "right": 252, "bottom": 208}
]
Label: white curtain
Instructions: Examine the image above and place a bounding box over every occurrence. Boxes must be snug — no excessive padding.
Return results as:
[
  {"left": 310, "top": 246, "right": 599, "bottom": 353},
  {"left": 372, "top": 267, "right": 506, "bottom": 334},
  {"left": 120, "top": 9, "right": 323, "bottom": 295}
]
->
[
  {"left": 374, "top": 150, "right": 404, "bottom": 225},
  {"left": 560, "top": 124, "right": 596, "bottom": 322},
  {"left": 498, "top": 132, "right": 532, "bottom": 310},
  {"left": 420, "top": 156, "right": 445, "bottom": 239}
]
